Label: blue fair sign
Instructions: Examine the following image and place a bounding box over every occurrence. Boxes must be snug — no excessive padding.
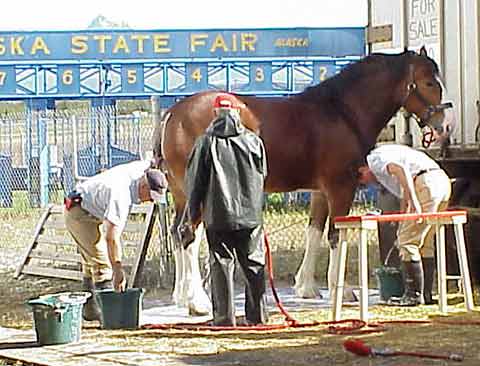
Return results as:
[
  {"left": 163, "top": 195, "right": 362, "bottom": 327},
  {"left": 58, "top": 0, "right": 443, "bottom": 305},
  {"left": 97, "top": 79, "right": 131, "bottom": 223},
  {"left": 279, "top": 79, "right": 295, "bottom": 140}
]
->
[{"left": 0, "top": 28, "right": 365, "bottom": 61}]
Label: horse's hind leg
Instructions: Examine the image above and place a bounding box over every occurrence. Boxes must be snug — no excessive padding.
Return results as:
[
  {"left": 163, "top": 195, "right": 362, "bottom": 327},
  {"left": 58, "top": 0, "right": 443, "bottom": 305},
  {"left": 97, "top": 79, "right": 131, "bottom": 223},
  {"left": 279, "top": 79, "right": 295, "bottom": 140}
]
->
[
  {"left": 326, "top": 182, "right": 357, "bottom": 303},
  {"left": 294, "top": 191, "right": 329, "bottom": 298}
]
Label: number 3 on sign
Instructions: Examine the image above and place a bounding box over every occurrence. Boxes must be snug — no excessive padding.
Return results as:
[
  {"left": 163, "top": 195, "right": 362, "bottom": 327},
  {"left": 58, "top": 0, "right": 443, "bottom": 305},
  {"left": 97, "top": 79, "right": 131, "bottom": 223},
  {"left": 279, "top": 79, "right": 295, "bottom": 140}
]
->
[{"left": 255, "top": 67, "right": 264, "bottom": 82}]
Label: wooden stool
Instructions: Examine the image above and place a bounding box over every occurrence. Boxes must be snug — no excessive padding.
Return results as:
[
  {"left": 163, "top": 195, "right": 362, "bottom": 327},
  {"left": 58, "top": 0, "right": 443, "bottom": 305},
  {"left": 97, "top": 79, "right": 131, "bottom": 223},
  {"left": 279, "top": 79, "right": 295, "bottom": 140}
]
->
[{"left": 332, "top": 210, "right": 474, "bottom": 321}]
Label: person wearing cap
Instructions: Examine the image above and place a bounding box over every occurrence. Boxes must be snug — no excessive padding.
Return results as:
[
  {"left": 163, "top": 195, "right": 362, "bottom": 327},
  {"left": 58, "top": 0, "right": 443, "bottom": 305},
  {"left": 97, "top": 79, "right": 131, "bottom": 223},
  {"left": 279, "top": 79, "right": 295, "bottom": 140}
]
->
[
  {"left": 357, "top": 144, "right": 451, "bottom": 306},
  {"left": 64, "top": 160, "right": 167, "bottom": 320},
  {"left": 183, "top": 93, "right": 268, "bottom": 326}
]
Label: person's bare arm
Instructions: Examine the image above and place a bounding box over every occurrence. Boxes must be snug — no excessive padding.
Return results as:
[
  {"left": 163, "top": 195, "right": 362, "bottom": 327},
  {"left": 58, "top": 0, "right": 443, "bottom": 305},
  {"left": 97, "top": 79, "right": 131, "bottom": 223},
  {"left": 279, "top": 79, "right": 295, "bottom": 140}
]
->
[
  {"left": 104, "top": 219, "right": 126, "bottom": 292},
  {"left": 386, "top": 163, "right": 421, "bottom": 214}
]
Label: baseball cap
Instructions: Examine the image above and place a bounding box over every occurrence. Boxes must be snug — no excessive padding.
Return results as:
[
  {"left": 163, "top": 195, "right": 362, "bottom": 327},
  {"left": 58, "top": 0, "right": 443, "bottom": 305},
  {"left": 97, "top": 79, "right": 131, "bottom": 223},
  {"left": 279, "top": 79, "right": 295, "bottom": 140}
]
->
[
  {"left": 145, "top": 169, "right": 168, "bottom": 201},
  {"left": 213, "top": 93, "right": 244, "bottom": 109}
]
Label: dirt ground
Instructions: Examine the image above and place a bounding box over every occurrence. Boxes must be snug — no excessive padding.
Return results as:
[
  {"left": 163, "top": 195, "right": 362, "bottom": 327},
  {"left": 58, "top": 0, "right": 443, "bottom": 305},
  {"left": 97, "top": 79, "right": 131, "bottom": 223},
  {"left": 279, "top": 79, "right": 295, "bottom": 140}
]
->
[
  {"left": 1, "top": 267, "right": 480, "bottom": 366},
  {"left": 2, "top": 211, "right": 480, "bottom": 365}
]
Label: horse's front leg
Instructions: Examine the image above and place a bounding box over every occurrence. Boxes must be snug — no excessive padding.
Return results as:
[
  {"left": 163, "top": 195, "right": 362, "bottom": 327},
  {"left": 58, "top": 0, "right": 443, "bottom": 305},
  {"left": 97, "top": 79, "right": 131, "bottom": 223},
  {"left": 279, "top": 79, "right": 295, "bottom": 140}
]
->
[
  {"left": 294, "top": 191, "right": 329, "bottom": 298},
  {"left": 170, "top": 197, "right": 211, "bottom": 316},
  {"left": 326, "top": 181, "right": 357, "bottom": 302},
  {"left": 182, "top": 223, "right": 212, "bottom": 315}
]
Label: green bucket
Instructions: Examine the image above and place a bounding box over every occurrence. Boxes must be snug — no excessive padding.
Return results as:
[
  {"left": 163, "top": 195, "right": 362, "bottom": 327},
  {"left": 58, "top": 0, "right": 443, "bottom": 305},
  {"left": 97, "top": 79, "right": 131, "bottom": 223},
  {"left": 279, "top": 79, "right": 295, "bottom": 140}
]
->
[
  {"left": 96, "top": 288, "right": 144, "bottom": 329},
  {"left": 27, "top": 292, "right": 90, "bottom": 345},
  {"left": 375, "top": 266, "right": 404, "bottom": 301}
]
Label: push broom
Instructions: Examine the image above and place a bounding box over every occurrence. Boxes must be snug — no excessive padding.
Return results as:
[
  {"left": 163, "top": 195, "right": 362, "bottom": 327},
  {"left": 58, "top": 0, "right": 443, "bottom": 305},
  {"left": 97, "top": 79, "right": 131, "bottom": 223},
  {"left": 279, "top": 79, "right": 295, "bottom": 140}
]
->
[{"left": 343, "top": 338, "right": 463, "bottom": 362}]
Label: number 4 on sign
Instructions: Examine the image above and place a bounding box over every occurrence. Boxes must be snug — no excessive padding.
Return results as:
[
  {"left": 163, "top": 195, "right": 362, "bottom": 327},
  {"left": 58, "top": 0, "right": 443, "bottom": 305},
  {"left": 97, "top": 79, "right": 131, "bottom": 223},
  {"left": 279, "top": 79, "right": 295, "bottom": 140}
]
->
[{"left": 191, "top": 68, "right": 202, "bottom": 82}]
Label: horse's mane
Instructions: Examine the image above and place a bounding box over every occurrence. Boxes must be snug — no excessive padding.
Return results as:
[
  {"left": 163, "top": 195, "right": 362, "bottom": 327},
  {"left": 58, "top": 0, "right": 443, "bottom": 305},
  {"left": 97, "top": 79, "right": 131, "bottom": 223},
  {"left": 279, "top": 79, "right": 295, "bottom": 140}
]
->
[{"left": 296, "top": 51, "right": 419, "bottom": 103}]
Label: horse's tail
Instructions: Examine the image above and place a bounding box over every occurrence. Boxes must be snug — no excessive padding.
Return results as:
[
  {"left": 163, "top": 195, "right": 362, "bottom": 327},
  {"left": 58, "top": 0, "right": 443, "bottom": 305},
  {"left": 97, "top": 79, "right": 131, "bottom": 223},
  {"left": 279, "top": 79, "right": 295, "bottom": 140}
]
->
[{"left": 152, "top": 111, "right": 172, "bottom": 170}]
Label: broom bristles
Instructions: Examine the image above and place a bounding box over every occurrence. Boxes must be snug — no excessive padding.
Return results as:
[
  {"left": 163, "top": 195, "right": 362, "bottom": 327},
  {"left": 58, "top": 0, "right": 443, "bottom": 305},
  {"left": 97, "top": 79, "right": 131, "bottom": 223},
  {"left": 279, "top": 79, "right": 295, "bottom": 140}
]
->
[{"left": 343, "top": 339, "right": 371, "bottom": 356}]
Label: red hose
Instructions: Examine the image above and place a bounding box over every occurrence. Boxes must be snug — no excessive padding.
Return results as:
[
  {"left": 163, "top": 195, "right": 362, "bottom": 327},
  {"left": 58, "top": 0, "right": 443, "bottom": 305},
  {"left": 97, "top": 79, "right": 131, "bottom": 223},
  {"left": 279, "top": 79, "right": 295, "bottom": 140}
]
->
[
  {"left": 264, "top": 232, "right": 299, "bottom": 326},
  {"left": 141, "top": 232, "right": 480, "bottom": 334}
]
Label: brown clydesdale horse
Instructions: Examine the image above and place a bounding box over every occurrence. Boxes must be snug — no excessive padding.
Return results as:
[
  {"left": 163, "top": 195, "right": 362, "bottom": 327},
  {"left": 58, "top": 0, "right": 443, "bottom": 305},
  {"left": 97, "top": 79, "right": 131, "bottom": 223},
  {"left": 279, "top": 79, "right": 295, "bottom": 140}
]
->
[{"left": 152, "top": 47, "right": 453, "bottom": 314}]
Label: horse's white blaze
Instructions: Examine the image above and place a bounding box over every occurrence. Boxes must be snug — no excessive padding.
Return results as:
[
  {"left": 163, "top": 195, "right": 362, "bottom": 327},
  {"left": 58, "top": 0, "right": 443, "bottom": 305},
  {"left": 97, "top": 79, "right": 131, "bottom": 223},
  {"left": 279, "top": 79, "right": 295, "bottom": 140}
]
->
[{"left": 294, "top": 224, "right": 323, "bottom": 298}]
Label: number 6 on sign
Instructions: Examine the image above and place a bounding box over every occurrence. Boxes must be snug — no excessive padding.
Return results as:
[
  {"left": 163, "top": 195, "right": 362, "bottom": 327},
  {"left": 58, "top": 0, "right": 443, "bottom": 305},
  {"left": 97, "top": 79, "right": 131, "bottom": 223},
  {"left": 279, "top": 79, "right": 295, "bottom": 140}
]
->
[
  {"left": 62, "top": 70, "right": 73, "bottom": 85},
  {"left": 57, "top": 65, "right": 79, "bottom": 94}
]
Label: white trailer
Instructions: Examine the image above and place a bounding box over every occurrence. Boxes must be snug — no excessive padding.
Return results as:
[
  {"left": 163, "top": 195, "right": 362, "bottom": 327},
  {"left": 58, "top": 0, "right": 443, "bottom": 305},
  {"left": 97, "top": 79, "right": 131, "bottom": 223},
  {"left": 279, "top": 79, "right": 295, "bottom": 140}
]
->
[{"left": 368, "top": 0, "right": 480, "bottom": 206}]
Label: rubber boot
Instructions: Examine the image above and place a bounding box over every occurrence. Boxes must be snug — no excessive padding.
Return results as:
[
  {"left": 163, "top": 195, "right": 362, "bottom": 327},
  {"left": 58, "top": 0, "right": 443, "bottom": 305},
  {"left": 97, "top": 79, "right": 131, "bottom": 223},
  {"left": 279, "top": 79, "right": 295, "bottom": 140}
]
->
[
  {"left": 388, "top": 261, "right": 424, "bottom": 306},
  {"left": 422, "top": 257, "right": 436, "bottom": 305},
  {"left": 244, "top": 268, "right": 268, "bottom": 325},
  {"left": 210, "top": 253, "right": 236, "bottom": 326},
  {"left": 82, "top": 278, "right": 112, "bottom": 321},
  {"left": 82, "top": 277, "right": 101, "bottom": 321}
]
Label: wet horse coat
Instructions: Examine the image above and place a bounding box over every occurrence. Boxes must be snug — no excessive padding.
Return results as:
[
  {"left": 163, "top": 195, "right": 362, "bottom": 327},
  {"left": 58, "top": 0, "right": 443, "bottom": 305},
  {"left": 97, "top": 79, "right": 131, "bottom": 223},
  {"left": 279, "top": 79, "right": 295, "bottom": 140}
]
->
[{"left": 153, "top": 48, "right": 452, "bottom": 313}]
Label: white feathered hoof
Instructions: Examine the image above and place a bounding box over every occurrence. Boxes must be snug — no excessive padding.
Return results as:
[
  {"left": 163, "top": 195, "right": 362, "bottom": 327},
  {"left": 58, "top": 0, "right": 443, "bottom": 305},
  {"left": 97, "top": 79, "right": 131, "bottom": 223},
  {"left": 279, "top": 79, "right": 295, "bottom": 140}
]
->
[
  {"left": 188, "top": 303, "right": 211, "bottom": 316},
  {"left": 342, "top": 286, "right": 358, "bottom": 302},
  {"left": 187, "top": 285, "right": 212, "bottom": 316},
  {"left": 294, "top": 282, "right": 322, "bottom": 299}
]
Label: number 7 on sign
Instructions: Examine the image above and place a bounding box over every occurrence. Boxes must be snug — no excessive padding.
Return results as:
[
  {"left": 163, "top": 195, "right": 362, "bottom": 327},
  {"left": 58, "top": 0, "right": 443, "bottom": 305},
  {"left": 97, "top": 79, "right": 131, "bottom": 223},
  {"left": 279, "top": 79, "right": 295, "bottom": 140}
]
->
[{"left": 0, "top": 66, "right": 15, "bottom": 94}]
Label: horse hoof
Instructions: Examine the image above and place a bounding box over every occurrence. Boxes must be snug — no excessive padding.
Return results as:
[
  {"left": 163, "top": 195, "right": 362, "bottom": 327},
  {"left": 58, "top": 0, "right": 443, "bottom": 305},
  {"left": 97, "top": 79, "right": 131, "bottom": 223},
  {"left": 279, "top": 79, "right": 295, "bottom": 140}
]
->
[
  {"left": 188, "top": 304, "right": 210, "bottom": 316},
  {"left": 294, "top": 286, "right": 322, "bottom": 299},
  {"left": 343, "top": 287, "right": 358, "bottom": 302}
]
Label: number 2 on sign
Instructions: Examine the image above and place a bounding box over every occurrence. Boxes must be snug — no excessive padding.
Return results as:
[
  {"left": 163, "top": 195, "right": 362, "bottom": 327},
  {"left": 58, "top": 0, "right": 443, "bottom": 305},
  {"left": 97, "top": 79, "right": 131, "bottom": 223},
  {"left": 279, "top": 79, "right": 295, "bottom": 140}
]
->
[{"left": 319, "top": 66, "right": 328, "bottom": 81}]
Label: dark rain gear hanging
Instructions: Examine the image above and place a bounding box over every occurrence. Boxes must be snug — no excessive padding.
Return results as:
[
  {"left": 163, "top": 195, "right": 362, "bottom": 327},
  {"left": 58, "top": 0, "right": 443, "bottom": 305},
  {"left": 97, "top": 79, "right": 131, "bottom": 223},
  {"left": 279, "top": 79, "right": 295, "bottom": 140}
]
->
[
  {"left": 184, "top": 111, "right": 268, "bottom": 326},
  {"left": 185, "top": 112, "right": 267, "bottom": 231}
]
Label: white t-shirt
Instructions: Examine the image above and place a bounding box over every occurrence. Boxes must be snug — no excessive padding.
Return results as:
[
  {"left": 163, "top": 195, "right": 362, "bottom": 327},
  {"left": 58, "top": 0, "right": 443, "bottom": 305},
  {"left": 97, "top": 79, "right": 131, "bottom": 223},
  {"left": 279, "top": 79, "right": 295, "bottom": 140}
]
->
[
  {"left": 366, "top": 144, "right": 439, "bottom": 198},
  {"left": 76, "top": 160, "right": 150, "bottom": 232}
]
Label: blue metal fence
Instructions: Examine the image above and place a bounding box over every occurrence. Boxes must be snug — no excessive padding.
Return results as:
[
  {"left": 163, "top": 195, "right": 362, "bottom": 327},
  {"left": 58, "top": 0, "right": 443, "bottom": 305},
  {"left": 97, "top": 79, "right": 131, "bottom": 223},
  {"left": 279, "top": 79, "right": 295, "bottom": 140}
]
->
[{"left": 0, "top": 107, "right": 153, "bottom": 211}]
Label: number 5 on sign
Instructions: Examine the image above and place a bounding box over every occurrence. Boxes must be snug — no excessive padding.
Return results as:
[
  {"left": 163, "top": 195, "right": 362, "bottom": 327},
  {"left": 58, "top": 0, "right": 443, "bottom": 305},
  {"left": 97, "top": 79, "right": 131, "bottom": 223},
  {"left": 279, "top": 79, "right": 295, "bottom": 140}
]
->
[
  {"left": 0, "top": 66, "right": 16, "bottom": 95},
  {"left": 121, "top": 64, "right": 144, "bottom": 93}
]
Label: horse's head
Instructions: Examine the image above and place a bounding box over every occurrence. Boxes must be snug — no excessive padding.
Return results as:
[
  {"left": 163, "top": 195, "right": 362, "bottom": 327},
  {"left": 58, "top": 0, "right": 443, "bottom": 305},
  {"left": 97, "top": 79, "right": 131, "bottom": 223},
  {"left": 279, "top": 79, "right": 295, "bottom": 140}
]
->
[{"left": 401, "top": 46, "right": 455, "bottom": 147}]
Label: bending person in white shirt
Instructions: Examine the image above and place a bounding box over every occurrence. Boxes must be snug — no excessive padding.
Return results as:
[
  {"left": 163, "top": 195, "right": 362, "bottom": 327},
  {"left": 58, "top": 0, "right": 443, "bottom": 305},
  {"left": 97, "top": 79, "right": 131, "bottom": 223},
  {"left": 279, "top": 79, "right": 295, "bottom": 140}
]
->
[{"left": 358, "top": 144, "right": 451, "bottom": 306}]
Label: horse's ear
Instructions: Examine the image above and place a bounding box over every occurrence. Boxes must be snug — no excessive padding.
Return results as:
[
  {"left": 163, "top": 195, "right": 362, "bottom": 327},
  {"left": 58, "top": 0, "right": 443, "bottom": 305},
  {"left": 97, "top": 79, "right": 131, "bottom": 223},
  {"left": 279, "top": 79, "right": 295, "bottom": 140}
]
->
[
  {"left": 419, "top": 46, "right": 428, "bottom": 57},
  {"left": 403, "top": 46, "right": 409, "bottom": 53}
]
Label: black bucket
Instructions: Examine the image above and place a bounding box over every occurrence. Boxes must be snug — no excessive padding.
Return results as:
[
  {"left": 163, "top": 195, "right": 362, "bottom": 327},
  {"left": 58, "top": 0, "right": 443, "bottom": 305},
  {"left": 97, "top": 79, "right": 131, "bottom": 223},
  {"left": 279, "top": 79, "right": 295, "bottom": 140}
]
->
[
  {"left": 375, "top": 244, "right": 405, "bottom": 302},
  {"left": 375, "top": 266, "right": 404, "bottom": 301},
  {"left": 96, "top": 288, "right": 144, "bottom": 329}
]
